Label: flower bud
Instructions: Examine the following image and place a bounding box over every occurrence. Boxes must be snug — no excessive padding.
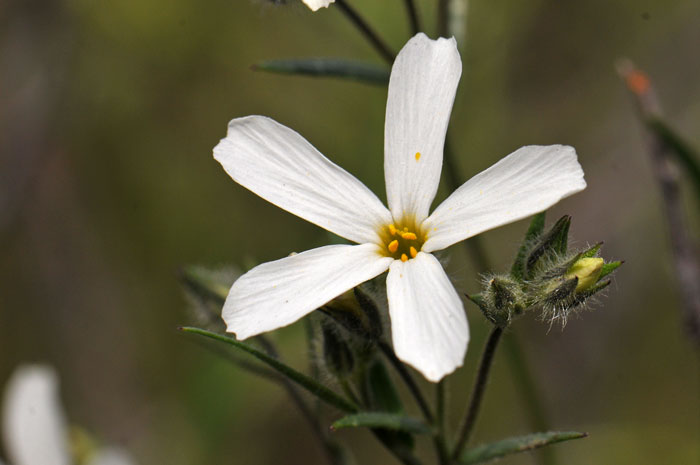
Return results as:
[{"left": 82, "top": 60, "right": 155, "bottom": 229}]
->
[
  {"left": 473, "top": 275, "right": 526, "bottom": 327},
  {"left": 524, "top": 215, "right": 571, "bottom": 278},
  {"left": 321, "top": 320, "right": 354, "bottom": 377},
  {"left": 320, "top": 288, "right": 382, "bottom": 340},
  {"left": 565, "top": 257, "right": 604, "bottom": 292}
]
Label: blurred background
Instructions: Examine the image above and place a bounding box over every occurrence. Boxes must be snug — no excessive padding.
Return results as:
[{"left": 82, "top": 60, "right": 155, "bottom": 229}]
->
[{"left": 1, "top": 0, "right": 698, "bottom": 463}]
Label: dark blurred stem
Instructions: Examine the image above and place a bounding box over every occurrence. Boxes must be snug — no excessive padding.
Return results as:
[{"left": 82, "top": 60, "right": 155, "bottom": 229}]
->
[
  {"left": 618, "top": 59, "right": 700, "bottom": 345},
  {"left": 502, "top": 333, "right": 555, "bottom": 465},
  {"left": 433, "top": 380, "right": 450, "bottom": 465},
  {"left": 378, "top": 341, "right": 434, "bottom": 422},
  {"left": 402, "top": 0, "right": 421, "bottom": 35},
  {"left": 443, "top": 138, "right": 490, "bottom": 272},
  {"left": 437, "top": 0, "right": 449, "bottom": 36},
  {"left": 443, "top": 138, "right": 554, "bottom": 457},
  {"left": 335, "top": 0, "right": 395, "bottom": 65},
  {"left": 451, "top": 326, "right": 503, "bottom": 460}
]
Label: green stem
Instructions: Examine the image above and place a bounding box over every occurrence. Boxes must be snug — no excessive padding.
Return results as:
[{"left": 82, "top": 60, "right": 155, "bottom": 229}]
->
[
  {"left": 442, "top": 140, "right": 554, "bottom": 462},
  {"left": 502, "top": 333, "right": 555, "bottom": 465},
  {"left": 378, "top": 341, "right": 434, "bottom": 423},
  {"left": 434, "top": 380, "right": 450, "bottom": 465},
  {"left": 437, "top": 0, "right": 449, "bottom": 37},
  {"left": 402, "top": 0, "right": 421, "bottom": 35},
  {"left": 452, "top": 326, "right": 503, "bottom": 460},
  {"left": 335, "top": 0, "right": 395, "bottom": 64}
]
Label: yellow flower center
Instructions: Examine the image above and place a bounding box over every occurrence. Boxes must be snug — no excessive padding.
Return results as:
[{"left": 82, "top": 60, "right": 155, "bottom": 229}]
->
[{"left": 378, "top": 218, "right": 426, "bottom": 261}]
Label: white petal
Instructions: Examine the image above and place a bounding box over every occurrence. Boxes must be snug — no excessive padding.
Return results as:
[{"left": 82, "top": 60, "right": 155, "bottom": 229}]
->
[
  {"left": 302, "top": 0, "right": 335, "bottom": 11},
  {"left": 214, "top": 116, "right": 392, "bottom": 244},
  {"left": 386, "top": 253, "right": 469, "bottom": 382},
  {"left": 88, "top": 448, "right": 137, "bottom": 465},
  {"left": 223, "top": 244, "right": 393, "bottom": 339},
  {"left": 384, "top": 33, "right": 462, "bottom": 222},
  {"left": 2, "top": 365, "right": 70, "bottom": 465},
  {"left": 422, "top": 145, "right": 586, "bottom": 253}
]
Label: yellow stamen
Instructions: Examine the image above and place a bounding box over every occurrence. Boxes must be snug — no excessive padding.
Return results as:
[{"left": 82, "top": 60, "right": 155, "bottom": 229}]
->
[
  {"left": 401, "top": 232, "right": 417, "bottom": 240},
  {"left": 388, "top": 224, "right": 397, "bottom": 235},
  {"left": 415, "top": 152, "right": 421, "bottom": 161},
  {"left": 410, "top": 246, "right": 417, "bottom": 258},
  {"left": 401, "top": 253, "right": 408, "bottom": 262},
  {"left": 388, "top": 240, "right": 399, "bottom": 253}
]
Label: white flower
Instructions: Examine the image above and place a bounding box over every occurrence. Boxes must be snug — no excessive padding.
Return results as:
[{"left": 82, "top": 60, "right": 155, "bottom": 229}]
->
[
  {"left": 213, "top": 33, "right": 586, "bottom": 381},
  {"left": 302, "top": 0, "right": 335, "bottom": 12},
  {"left": 1, "top": 365, "right": 136, "bottom": 465}
]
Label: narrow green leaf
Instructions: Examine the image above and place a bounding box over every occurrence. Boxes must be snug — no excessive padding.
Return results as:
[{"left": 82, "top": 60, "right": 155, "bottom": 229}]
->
[
  {"left": 253, "top": 58, "right": 390, "bottom": 85},
  {"left": 511, "top": 212, "right": 546, "bottom": 280},
  {"left": 647, "top": 117, "right": 700, "bottom": 197},
  {"left": 599, "top": 261, "right": 622, "bottom": 279},
  {"left": 180, "top": 327, "right": 358, "bottom": 413},
  {"left": 460, "top": 431, "right": 588, "bottom": 464},
  {"left": 331, "top": 413, "right": 431, "bottom": 434}
]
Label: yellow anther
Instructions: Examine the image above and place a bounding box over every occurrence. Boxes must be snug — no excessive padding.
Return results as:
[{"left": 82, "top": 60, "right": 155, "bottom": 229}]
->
[
  {"left": 401, "top": 253, "right": 408, "bottom": 262},
  {"left": 388, "top": 240, "right": 399, "bottom": 253},
  {"left": 415, "top": 152, "right": 421, "bottom": 161},
  {"left": 410, "top": 246, "right": 417, "bottom": 258},
  {"left": 401, "top": 232, "right": 417, "bottom": 240},
  {"left": 389, "top": 224, "right": 397, "bottom": 235}
]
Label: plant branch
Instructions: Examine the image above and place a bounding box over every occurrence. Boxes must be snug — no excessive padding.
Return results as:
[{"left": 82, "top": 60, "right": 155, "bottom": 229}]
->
[
  {"left": 402, "top": 0, "right": 421, "bottom": 36},
  {"left": 437, "top": 0, "right": 449, "bottom": 37},
  {"left": 335, "top": 0, "right": 395, "bottom": 65},
  {"left": 617, "top": 59, "right": 700, "bottom": 345},
  {"left": 452, "top": 326, "right": 503, "bottom": 460},
  {"left": 433, "top": 380, "right": 450, "bottom": 465},
  {"left": 378, "top": 341, "right": 434, "bottom": 423}
]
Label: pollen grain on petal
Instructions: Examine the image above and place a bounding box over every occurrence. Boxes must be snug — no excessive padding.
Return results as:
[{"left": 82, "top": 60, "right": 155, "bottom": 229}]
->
[
  {"left": 401, "top": 232, "right": 417, "bottom": 240},
  {"left": 388, "top": 240, "right": 399, "bottom": 253},
  {"left": 401, "top": 253, "right": 408, "bottom": 262},
  {"left": 415, "top": 151, "right": 421, "bottom": 161}
]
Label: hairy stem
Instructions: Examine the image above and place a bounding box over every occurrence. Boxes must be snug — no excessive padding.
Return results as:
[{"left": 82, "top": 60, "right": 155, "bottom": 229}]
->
[
  {"left": 434, "top": 380, "right": 450, "bottom": 465},
  {"left": 452, "top": 326, "right": 503, "bottom": 460}
]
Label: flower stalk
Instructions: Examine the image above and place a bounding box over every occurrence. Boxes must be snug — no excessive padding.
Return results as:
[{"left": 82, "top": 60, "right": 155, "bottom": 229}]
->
[
  {"left": 335, "top": 0, "right": 395, "bottom": 64},
  {"left": 451, "top": 326, "right": 504, "bottom": 460}
]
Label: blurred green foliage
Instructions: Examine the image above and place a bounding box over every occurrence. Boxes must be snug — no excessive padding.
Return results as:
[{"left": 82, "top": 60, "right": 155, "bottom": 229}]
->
[{"left": 0, "top": 0, "right": 698, "bottom": 463}]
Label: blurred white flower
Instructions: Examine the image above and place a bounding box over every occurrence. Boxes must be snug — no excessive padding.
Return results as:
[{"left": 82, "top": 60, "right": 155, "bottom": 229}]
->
[
  {"left": 214, "top": 33, "right": 586, "bottom": 381},
  {"left": 302, "top": 0, "right": 334, "bottom": 12},
  {"left": 1, "top": 365, "right": 136, "bottom": 465}
]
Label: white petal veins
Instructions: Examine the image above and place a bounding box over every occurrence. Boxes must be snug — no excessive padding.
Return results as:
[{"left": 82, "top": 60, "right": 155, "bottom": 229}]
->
[
  {"left": 223, "top": 244, "right": 393, "bottom": 340},
  {"left": 422, "top": 145, "right": 586, "bottom": 253},
  {"left": 384, "top": 33, "right": 462, "bottom": 223},
  {"left": 214, "top": 116, "right": 392, "bottom": 245},
  {"left": 386, "top": 252, "right": 469, "bottom": 382}
]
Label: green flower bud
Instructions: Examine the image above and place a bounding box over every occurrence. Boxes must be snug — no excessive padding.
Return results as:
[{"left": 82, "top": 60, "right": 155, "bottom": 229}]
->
[
  {"left": 320, "top": 288, "right": 383, "bottom": 340},
  {"left": 321, "top": 320, "right": 354, "bottom": 377}
]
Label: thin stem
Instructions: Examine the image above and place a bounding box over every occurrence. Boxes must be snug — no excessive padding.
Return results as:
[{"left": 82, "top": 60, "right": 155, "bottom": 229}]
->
[
  {"left": 437, "top": 0, "right": 449, "bottom": 37},
  {"left": 452, "top": 326, "right": 503, "bottom": 460},
  {"left": 378, "top": 341, "right": 434, "bottom": 423},
  {"left": 618, "top": 59, "right": 700, "bottom": 345},
  {"left": 442, "top": 139, "right": 554, "bottom": 456},
  {"left": 502, "top": 333, "right": 555, "bottom": 465},
  {"left": 402, "top": 0, "right": 421, "bottom": 35},
  {"left": 335, "top": 0, "right": 396, "bottom": 65},
  {"left": 433, "top": 380, "right": 450, "bottom": 465},
  {"left": 443, "top": 139, "right": 490, "bottom": 272}
]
